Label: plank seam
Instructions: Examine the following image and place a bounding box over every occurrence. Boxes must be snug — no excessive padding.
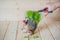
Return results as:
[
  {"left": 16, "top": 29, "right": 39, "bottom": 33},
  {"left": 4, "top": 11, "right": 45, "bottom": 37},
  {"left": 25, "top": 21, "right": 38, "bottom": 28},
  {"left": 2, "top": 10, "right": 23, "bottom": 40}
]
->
[
  {"left": 3, "top": 21, "right": 10, "bottom": 40},
  {"left": 38, "top": 28, "right": 42, "bottom": 40},
  {"left": 15, "top": 21, "right": 20, "bottom": 40},
  {"left": 45, "top": 23, "right": 56, "bottom": 40}
]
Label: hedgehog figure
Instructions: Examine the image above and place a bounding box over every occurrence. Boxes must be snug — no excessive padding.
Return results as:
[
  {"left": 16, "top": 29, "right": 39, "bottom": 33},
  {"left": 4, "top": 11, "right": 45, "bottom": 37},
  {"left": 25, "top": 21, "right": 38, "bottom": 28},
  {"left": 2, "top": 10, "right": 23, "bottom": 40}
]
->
[{"left": 22, "top": 10, "right": 42, "bottom": 34}]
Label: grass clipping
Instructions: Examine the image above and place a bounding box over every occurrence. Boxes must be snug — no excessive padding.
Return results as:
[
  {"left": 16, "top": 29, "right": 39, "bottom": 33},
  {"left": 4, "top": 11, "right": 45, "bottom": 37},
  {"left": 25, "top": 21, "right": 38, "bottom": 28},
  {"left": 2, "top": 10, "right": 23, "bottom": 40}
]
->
[{"left": 25, "top": 10, "right": 42, "bottom": 24}]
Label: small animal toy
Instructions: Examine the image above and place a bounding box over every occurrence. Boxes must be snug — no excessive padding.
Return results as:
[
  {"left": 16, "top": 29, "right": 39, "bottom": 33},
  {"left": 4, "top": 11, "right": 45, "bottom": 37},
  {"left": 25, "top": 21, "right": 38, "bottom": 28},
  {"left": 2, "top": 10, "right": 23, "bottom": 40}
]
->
[
  {"left": 22, "top": 8, "right": 53, "bottom": 33},
  {"left": 22, "top": 10, "right": 41, "bottom": 33}
]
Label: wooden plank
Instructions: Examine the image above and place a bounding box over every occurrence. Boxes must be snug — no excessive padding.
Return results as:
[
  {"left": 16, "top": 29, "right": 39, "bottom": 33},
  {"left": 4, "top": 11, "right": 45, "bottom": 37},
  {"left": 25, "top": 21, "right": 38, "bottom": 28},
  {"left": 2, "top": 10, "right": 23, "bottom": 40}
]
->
[
  {"left": 0, "top": 1, "right": 16, "bottom": 8},
  {"left": 40, "top": 28, "right": 55, "bottom": 40},
  {"left": 4, "top": 21, "right": 18, "bottom": 40},
  {"left": 48, "top": 21, "right": 60, "bottom": 40},
  {"left": 55, "top": 21, "right": 60, "bottom": 30},
  {"left": 40, "top": 25, "right": 54, "bottom": 40},
  {"left": 0, "top": 21, "right": 9, "bottom": 40},
  {"left": 0, "top": 1, "right": 20, "bottom": 21},
  {"left": 50, "top": 0, "right": 60, "bottom": 2},
  {"left": 15, "top": 21, "right": 29, "bottom": 40},
  {"left": 17, "top": 0, "right": 50, "bottom": 11}
]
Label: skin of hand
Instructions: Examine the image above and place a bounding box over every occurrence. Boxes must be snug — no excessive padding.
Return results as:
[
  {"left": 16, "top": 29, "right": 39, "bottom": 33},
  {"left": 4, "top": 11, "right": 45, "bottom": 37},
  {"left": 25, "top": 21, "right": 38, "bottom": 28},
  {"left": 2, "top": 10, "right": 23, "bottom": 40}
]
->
[
  {"left": 22, "top": 2, "right": 60, "bottom": 35},
  {"left": 40, "top": 2, "right": 60, "bottom": 16},
  {"left": 22, "top": 14, "right": 52, "bottom": 35},
  {"left": 22, "top": 16, "right": 51, "bottom": 35},
  {"left": 33, "top": 2, "right": 60, "bottom": 35}
]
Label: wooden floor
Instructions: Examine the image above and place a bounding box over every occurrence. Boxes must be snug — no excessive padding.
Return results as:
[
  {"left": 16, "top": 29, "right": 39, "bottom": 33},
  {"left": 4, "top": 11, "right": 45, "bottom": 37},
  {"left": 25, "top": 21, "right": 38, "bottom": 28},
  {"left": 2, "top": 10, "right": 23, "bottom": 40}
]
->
[
  {"left": 0, "top": 21, "right": 60, "bottom": 40},
  {"left": 0, "top": 0, "right": 60, "bottom": 40}
]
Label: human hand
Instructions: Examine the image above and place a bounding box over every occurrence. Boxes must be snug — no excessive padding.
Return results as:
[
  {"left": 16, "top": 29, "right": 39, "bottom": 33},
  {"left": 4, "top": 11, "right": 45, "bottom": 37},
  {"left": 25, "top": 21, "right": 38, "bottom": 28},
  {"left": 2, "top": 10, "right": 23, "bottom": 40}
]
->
[
  {"left": 40, "top": 2, "right": 60, "bottom": 16},
  {"left": 21, "top": 17, "right": 48, "bottom": 35}
]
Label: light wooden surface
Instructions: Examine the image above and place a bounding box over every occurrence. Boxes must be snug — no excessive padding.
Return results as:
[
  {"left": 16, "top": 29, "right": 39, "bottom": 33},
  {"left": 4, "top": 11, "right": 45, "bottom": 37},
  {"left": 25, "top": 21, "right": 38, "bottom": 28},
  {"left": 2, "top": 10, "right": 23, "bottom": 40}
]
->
[
  {"left": 0, "top": 21, "right": 60, "bottom": 40},
  {"left": 0, "top": 0, "right": 60, "bottom": 40}
]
